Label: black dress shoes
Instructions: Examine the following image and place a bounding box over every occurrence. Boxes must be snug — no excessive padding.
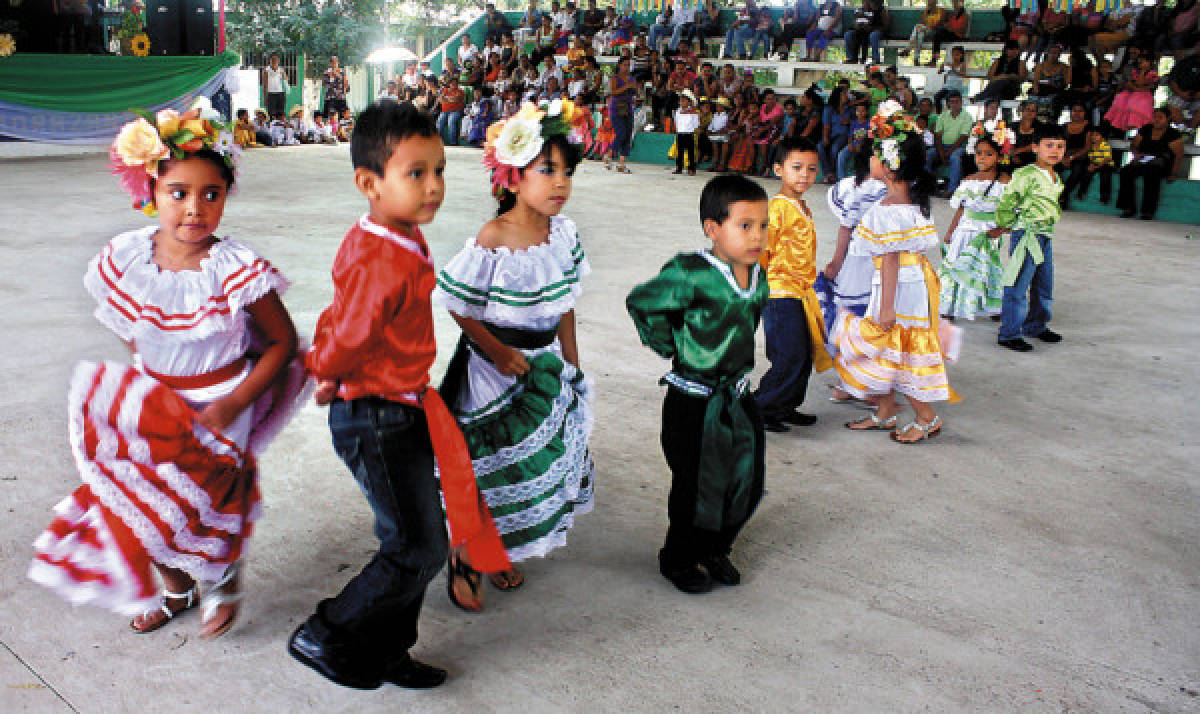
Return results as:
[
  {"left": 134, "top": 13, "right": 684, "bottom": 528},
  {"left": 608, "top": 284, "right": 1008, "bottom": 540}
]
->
[
  {"left": 661, "top": 564, "right": 713, "bottom": 594},
  {"left": 385, "top": 654, "right": 448, "bottom": 689},
  {"left": 700, "top": 554, "right": 741, "bottom": 585},
  {"left": 288, "top": 623, "right": 382, "bottom": 690},
  {"left": 779, "top": 410, "right": 817, "bottom": 426},
  {"left": 1032, "top": 329, "right": 1062, "bottom": 343},
  {"left": 762, "top": 416, "right": 790, "bottom": 433},
  {"left": 998, "top": 338, "right": 1033, "bottom": 352}
]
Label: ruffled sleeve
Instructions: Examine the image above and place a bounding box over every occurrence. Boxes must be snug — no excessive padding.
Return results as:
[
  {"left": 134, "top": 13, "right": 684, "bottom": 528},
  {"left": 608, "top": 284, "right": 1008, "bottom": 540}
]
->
[
  {"left": 206, "top": 238, "right": 291, "bottom": 314},
  {"left": 433, "top": 215, "right": 589, "bottom": 326},
  {"left": 83, "top": 226, "right": 157, "bottom": 340},
  {"left": 854, "top": 204, "right": 939, "bottom": 256},
  {"left": 949, "top": 182, "right": 973, "bottom": 210}
]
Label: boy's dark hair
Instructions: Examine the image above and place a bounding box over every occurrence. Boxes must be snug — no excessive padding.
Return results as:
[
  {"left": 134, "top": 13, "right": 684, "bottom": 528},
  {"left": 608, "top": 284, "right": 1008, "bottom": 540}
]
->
[
  {"left": 1035, "top": 122, "right": 1066, "bottom": 143},
  {"left": 699, "top": 174, "right": 767, "bottom": 227},
  {"left": 782, "top": 98, "right": 797, "bottom": 108},
  {"left": 236, "top": 108, "right": 248, "bottom": 119},
  {"left": 351, "top": 101, "right": 439, "bottom": 176},
  {"left": 776, "top": 136, "right": 818, "bottom": 164},
  {"left": 869, "top": 71, "right": 884, "bottom": 83}
]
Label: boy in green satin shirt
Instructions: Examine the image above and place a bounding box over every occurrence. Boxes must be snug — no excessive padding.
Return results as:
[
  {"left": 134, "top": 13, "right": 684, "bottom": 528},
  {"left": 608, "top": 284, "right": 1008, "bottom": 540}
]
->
[
  {"left": 995, "top": 124, "right": 1066, "bottom": 352},
  {"left": 626, "top": 175, "right": 769, "bottom": 595}
]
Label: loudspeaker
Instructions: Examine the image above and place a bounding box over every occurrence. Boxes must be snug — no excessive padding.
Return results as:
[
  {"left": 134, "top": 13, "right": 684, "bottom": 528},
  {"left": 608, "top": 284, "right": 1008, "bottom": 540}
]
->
[
  {"left": 144, "top": 0, "right": 182, "bottom": 56},
  {"left": 182, "top": 0, "right": 214, "bottom": 56}
]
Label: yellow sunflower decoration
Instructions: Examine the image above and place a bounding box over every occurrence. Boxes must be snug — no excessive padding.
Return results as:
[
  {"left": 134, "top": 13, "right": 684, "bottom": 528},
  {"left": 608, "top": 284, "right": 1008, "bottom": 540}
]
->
[
  {"left": 131, "top": 33, "right": 151, "bottom": 57},
  {"left": 0, "top": 33, "right": 15, "bottom": 58}
]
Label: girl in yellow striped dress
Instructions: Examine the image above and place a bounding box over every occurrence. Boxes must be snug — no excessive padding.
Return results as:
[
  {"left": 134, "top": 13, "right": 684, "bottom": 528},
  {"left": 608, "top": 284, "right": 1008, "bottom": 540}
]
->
[{"left": 833, "top": 101, "right": 961, "bottom": 444}]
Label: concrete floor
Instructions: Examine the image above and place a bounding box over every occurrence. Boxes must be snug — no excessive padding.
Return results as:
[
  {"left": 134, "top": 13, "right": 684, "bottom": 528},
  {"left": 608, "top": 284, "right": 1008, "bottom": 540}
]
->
[{"left": 1, "top": 145, "right": 1199, "bottom": 713}]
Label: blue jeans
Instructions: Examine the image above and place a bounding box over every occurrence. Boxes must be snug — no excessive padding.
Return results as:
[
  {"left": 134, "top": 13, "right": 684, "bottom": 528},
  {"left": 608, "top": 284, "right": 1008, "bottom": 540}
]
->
[
  {"left": 844, "top": 28, "right": 883, "bottom": 63},
  {"left": 821, "top": 135, "right": 847, "bottom": 179},
  {"left": 755, "top": 298, "right": 814, "bottom": 418},
  {"left": 649, "top": 23, "right": 672, "bottom": 49},
  {"left": 437, "top": 109, "right": 463, "bottom": 146},
  {"left": 724, "top": 25, "right": 755, "bottom": 57},
  {"left": 304, "top": 398, "right": 449, "bottom": 664},
  {"left": 747, "top": 29, "right": 771, "bottom": 58},
  {"left": 837, "top": 143, "right": 857, "bottom": 179},
  {"left": 669, "top": 22, "right": 695, "bottom": 51},
  {"left": 944, "top": 146, "right": 965, "bottom": 194},
  {"left": 999, "top": 232, "right": 1054, "bottom": 341}
]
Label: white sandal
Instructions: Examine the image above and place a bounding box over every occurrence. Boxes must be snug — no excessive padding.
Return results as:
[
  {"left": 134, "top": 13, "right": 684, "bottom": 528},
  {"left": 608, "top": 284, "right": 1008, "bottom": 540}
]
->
[
  {"left": 845, "top": 412, "right": 898, "bottom": 431},
  {"left": 890, "top": 415, "right": 943, "bottom": 444},
  {"left": 130, "top": 584, "right": 198, "bottom": 633},
  {"left": 200, "top": 562, "right": 242, "bottom": 638}
]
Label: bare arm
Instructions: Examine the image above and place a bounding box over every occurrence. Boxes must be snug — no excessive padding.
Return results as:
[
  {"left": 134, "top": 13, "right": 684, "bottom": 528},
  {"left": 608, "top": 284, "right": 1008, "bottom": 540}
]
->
[
  {"left": 198, "top": 291, "right": 298, "bottom": 433},
  {"left": 943, "top": 205, "right": 964, "bottom": 244},
  {"left": 875, "top": 251, "right": 898, "bottom": 330},
  {"left": 824, "top": 224, "right": 854, "bottom": 279},
  {"left": 557, "top": 309, "right": 579, "bottom": 368},
  {"left": 450, "top": 312, "right": 530, "bottom": 376}
]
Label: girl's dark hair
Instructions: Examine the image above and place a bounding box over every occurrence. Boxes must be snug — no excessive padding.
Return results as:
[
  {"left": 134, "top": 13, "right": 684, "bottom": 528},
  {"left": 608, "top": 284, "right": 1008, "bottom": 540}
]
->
[
  {"left": 852, "top": 139, "right": 873, "bottom": 186},
  {"left": 890, "top": 132, "right": 936, "bottom": 218},
  {"left": 352, "top": 101, "right": 439, "bottom": 176},
  {"left": 496, "top": 134, "right": 582, "bottom": 215},
  {"left": 829, "top": 86, "right": 847, "bottom": 111},
  {"left": 804, "top": 84, "right": 824, "bottom": 112},
  {"left": 154, "top": 147, "right": 236, "bottom": 189}
]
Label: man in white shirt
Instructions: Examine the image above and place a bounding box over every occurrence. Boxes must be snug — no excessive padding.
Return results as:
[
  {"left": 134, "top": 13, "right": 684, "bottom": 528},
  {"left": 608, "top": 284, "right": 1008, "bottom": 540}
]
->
[
  {"left": 538, "top": 55, "right": 564, "bottom": 89},
  {"left": 457, "top": 36, "right": 479, "bottom": 66},
  {"left": 554, "top": 1, "right": 576, "bottom": 34},
  {"left": 401, "top": 64, "right": 421, "bottom": 91},
  {"left": 668, "top": 0, "right": 697, "bottom": 52}
]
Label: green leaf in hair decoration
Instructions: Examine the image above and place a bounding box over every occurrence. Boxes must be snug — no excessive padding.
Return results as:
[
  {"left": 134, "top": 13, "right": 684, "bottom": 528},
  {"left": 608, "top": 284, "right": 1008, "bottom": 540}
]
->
[{"left": 131, "top": 108, "right": 157, "bottom": 124}]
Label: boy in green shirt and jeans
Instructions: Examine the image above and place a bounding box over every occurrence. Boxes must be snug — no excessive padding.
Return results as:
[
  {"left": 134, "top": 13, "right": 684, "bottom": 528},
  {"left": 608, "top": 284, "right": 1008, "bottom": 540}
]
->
[{"left": 995, "top": 124, "right": 1067, "bottom": 352}]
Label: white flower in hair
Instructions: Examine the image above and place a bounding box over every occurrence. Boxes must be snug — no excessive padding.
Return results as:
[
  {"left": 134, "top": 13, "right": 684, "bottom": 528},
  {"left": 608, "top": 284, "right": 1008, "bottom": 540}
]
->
[
  {"left": 965, "top": 135, "right": 979, "bottom": 156},
  {"left": 213, "top": 130, "right": 236, "bottom": 156},
  {"left": 494, "top": 115, "right": 545, "bottom": 168},
  {"left": 881, "top": 138, "right": 900, "bottom": 169},
  {"left": 545, "top": 98, "right": 563, "bottom": 117},
  {"left": 877, "top": 99, "right": 903, "bottom": 119}
]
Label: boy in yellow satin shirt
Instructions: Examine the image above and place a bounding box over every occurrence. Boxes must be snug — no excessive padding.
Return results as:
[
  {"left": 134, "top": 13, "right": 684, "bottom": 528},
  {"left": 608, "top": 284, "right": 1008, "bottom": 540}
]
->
[{"left": 754, "top": 136, "right": 833, "bottom": 433}]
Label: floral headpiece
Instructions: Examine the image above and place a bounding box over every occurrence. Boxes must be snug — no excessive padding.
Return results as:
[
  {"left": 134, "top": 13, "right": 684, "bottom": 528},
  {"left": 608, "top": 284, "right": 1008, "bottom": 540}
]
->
[
  {"left": 867, "top": 99, "right": 917, "bottom": 171},
  {"left": 482, "top": 98, "right": 590, "bottom": 198},
  {"left": 109, "top": 96, "right": 240, "bottom": 217},
  {"left": 965, "top": 119, "right": 1015, "bottom": 160}
]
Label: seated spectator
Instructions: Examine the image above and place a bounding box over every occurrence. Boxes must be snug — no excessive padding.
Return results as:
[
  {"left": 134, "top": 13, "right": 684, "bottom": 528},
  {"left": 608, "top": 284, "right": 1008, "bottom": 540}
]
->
[
  {"left": 484, "top": 3, "right": 511, "bottom": 42},
  {"left": 458, "top": 35, "right": 479, "bottom": 67},
  {"left": 592, "top": 7, "right": 618, "bottom": 53},
  {"left": 288, "top": 105, "right": 312, "bottom": 144},
  {"left": 837, "top": 101, "right": 871, "bottom": 178},
  {"left": 401, "top": 64, "right": 421, "bottom": 94},
  {"left": 932, "top": 90, "right": 973, "bottom": 195},
  {"left": 900, "top": 0, "right": 945, "bottom": 64},
  {"left": 1011, "top": 100, "right": 1048, "bottom": 168},
  {"left": 805, "top": 0, "right": 841, "bottom": 62},
  {"left": 666, "top": 0, "right": 698, "bottom": 53},
  {"left": 916, "top": 96, "right": 937, "bottom": 123},
  {"left": 481, "top": 36, "right": 502, "bottom": 63},
  {"left": 1093, "top": 58, "right": 1118, "bottom": 126},
  {"left": 746, "top": 7, "right": 774, "bottom": 60},
  {"left": 579, "top": 0, "right": 604, "bottom": 38},
  {"left": 521, "top": 0, "right": 542, "bottom": 29},
  {"left": 501, "top": 33, "right": 518, "bottom": 69},
  {"left": 553, "top": 1, "right": 576, "bottom": 36},
  {"left": 1059, "top": 1, "right": 1105, "bottom": 54},
  {"left": 233, "top": 108, "right": 259, "bottom": 148},
  {"left": 934, "top": 46, "right": 968, "bottom": 112},
  {"left": 538, "top": 54, "right": 564, "bottom": 89},
  {"left": 795, "top": 85, "right": 825, "bottom": 144},
  {"left": 567, "top": 35, "right": 588, "bottom": 69},
  {"left": 844, "top": 0, "right": 888, "bottom": 65},
  {"left": 1078, "top": 125, "right": 1115, "bottom": 204},
  {"left": 695, "top": 0, "right": 724, "bottom": 42},
  {"left": 693, "top": 60, "right": 719, "bottom": 101},
  {"left": 648, "top": 6, "right": 674, "bottom": 51},
  {"left": 614, "top": 10, "right": 636, "bottom": 47},
  {"left": 1167, "top": 49, "right": 1200, "bottom": 130},
  {"left": 1029, "top": 45, "right": 1068, "bottom": 121},
  {"left": 540, "top": 75, "right": 564, "bottom": 101},
  {"left": 1030, "top": 5, "right": 1069, "bottom": 62},
  {"left": 707, "top": 96, "right": 732, "bottom": 171},
  {"left": 915, "top": 113, "right": 935, "bottom": 157},
  {"left": 1160, "top": 0, "right": 1200, "bottom": 57},
  {"left": 1131, "top": 0, "right": 1170, "bottom": 53},
  {"left": 1088, "top": 4, "right": 1136, "bottom": 66},
  {"left": 311, "top": 112, "right": 339, "bottom": 145},
  {"left": 336, "top": 108, "right": 354, "bottom": 142},
  {"left": 1117, "top": 107, "right": 1185, "bottom": 220},
  {"left": 377, "top": 79, "right": 399, "bottom": 102},
  {"left": 1059, "top": 103, "right": 1095, "bottom": 209},
  {"left": 723, "top": 1, "right": 756, "bottom": 60},
  {"left": 1059, "top": 48, "right": 1097, "bottom": 121},
  {"left": 931, "top": 0, "right": 969, "bottom": 67},
  {"left": 973, "top": 40, "right": 1027, "bottom": 103},
  {"left": 252, "top": 109, "right": 276, "bottom": 146},
  {"left": 567, "top": 67, "right": 587, "bottom": 101},
  {"left": 467, "top": 87, "right": 499, "bottom": 145},
  {"left": 892, "top": 76, "right": 916, "bottom": 111},
  {"left": 271, "top": 112, "right": 298, "bottom": 146},
  {"left": 1106, "top": 53, "right": 1159, "bottom": 133},
  {"left": 533, "top": 15, "right": 557, "bottom": 64}
]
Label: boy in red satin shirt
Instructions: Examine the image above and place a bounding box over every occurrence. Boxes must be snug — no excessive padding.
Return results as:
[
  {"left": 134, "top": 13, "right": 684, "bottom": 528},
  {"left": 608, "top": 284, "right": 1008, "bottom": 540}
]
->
[{"left": 289, "top": 101, "right": 508, "bottom": 692}]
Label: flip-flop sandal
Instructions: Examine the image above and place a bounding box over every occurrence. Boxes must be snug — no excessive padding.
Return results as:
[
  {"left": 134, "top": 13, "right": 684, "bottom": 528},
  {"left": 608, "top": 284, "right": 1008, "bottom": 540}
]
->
[
  {"left": 845, "top": 413, "right": 898, "bottom": 431},
  {"left": 446, "top": 553, "right": 484, "bottom": 612},
  {"left": 890, "top": 415, "right": 943, "bottom": 444},
  {"left": 617, "top": 166, "right": 632, "bottom": 174},
  {"left": 199, "top": 562, "right": 242, "bottom": 639},
  {"left": 489, "top": 569, "right": 525, "bottom": 591}
]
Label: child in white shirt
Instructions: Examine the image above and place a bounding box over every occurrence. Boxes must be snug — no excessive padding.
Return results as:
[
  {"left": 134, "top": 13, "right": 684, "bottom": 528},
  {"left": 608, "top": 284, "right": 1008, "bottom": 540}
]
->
[{"left": 673, "top": 90, "right": 700, "bottom": 175}]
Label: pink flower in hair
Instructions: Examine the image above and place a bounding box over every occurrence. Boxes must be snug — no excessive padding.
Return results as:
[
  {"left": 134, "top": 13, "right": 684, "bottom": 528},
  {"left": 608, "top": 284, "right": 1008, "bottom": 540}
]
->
[{"left": 109, "top": 145, "right": 154, "bottom": 212}]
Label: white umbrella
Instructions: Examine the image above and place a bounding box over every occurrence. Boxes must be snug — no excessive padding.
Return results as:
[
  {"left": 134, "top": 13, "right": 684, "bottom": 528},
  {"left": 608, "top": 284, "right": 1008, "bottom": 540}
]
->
[{"left": 365, "top": 47, "right": 420, "bottom": 64}]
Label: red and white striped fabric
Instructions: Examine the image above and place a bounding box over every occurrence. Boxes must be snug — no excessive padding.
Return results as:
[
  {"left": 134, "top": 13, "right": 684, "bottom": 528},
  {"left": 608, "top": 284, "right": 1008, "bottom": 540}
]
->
[{"left": 29, "top": 361, "right": 260, "bottom": 616}]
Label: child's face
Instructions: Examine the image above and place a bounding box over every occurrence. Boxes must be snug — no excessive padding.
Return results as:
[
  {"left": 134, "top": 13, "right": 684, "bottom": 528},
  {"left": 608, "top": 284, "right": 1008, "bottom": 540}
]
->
[
  {"left": 705, "top": 200, "right": 768, "bottom": 269},
  {"left": 855, "top": 105, "right": 868, "bottom": 120},
  {"left": 974, "top": 141, "right": 999, "bottom": 172},
  {"left": 513, "top": 143, "right": 574, "bottom": 217},
  {"left": 355, "top": 135, "right": 446, "bottom": 232},
  {"left": 775, "top": 149, "right": 820, "bottom": 197},
  {"left": 1034, "top": 138, "right": 1066, "bottom": 167},
  {"left": 916, "top": 116, "right": 929, "bottom": 131},
  {"left": 952, "top": 48, "right": 964, "bottom": 62},
  {"left": 680, "top": 97, "right": 693, "bottom": 111},
  {"left": 153, "top": 157, "right": 229, "bottom": 246}
]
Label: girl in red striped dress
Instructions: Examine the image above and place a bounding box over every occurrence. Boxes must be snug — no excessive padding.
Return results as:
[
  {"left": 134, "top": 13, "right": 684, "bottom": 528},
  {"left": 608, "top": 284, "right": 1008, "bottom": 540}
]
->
[{"left": 28, "top": 102, "right": 307, "bottom": 638}]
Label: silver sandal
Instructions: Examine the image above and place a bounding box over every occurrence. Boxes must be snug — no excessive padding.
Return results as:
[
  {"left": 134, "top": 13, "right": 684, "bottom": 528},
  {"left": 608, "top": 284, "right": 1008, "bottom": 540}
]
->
[
  {"left": 130, "top": 584, "right": 198, "bottom": 633},
  {"left": 845, "top": 413, "right": 898, "bottom": 431},
  {"left": 200, "top": 562, "right": 242, "bottom": 638},
  {"left": 890, "top": 415, "right": 943, "bottom": 444}
]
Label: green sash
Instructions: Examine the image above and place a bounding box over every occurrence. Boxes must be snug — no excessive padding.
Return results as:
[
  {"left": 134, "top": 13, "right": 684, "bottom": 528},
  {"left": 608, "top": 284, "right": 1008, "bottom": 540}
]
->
[{"left": 1001, "top": 230, "right": 1045, "bottom": 287}]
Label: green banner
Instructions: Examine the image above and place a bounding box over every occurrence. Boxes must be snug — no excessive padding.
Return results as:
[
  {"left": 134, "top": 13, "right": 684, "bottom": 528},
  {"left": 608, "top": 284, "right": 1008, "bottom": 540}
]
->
[{"left": 0, "top": 51, "right": 240, "bottom": 113}]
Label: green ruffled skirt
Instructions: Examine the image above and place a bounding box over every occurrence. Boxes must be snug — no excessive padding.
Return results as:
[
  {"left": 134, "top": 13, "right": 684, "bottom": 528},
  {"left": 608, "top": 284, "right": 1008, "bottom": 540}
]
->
[{"left": 939, "top": 232, "right": 1004, "bottom": 320}]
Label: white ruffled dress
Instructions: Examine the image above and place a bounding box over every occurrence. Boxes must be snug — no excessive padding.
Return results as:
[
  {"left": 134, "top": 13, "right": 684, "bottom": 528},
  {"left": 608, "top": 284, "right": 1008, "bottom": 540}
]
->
[
  {"left": 29, "top": 226, "right": 308, "bottom": 615},
  {"left": 827, "top": 177, "right": 889, "bottom": 316},
  {"left": 433, "top": 215, "right": 595, "bottom": 563}
]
